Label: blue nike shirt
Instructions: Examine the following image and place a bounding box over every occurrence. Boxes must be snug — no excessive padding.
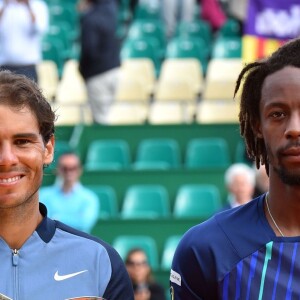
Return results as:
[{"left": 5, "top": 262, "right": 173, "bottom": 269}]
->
[{"left": 0, "top": 203, "right": 134, "bottom": 300}]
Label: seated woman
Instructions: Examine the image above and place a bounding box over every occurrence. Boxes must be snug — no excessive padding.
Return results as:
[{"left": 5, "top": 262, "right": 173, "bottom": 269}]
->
[{"left": 125, "top": 248, "right": 166, "bottom": 300}]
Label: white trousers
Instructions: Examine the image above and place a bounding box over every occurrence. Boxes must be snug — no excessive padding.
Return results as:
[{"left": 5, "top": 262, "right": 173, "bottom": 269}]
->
[
  {"left": 162, "top": 0, "right": 196, "bottom": 38},
  {"left": 86, "top": 68, "right": 120, "bottom": 124}
]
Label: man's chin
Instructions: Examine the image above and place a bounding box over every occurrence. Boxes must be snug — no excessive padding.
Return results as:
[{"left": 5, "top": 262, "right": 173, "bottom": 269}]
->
[{"left": 276, "top": 167, "right": 300, "bottom": 186}]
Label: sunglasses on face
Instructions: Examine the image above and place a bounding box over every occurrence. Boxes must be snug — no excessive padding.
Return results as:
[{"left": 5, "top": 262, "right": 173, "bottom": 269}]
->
[
  {"left": 59, "top": 165, "right": 80, "bottom": 172},
  {"left": 126, "top": 260, "right": 148, "bottom": 267}
]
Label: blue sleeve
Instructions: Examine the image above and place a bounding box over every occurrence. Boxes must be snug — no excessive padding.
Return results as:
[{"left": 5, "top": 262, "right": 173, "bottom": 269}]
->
[
  {"left": 170, "top": 216, "right": 235, "bottom": 300},
  {"left": 102, "top": 242, "right": 134, "bottom": 300}
]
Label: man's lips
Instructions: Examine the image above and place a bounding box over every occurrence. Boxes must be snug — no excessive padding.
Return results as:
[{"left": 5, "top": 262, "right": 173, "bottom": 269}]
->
[
  {"left": 281, "top": 147, "right": 300, "bottom": 156},
  {"left": 0, "top": 176, "right": 22, "bottom": 184}
]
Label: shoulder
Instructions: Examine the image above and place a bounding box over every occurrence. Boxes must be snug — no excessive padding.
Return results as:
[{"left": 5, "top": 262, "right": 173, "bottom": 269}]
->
[
  {"left": 171, "top": 196, "right": 270, "bottom": 298},
  {"left": 54, "top": 221, "right": 134, "bottom": 299},
  {"left": 177, "top": 196, "right": 269, "bottom": 261}
]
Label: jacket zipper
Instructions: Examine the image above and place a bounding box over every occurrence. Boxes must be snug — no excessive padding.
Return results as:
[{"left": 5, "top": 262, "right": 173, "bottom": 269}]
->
[{"left": 12, "top": 249, "right": 19, "bottom": 300}]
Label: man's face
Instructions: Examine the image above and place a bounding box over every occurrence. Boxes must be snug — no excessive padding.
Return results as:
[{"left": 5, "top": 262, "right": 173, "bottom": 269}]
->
[
  {"left": 259, "top": 66, "right": 300, "bottom": 185},
  {"left": 57, "top": 154, "right": 81, "bottom": 186},
  {"left": 0, "top": 105, "right": 54, "bottom": 208}
]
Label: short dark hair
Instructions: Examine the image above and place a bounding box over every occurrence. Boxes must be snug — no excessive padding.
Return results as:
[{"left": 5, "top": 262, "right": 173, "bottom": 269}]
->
[
  {"left": 0, "top": 70, "right": 56, "bottom": 143},
  {"left": 235, "top": 38, "right": 300, "bottom": 173}
]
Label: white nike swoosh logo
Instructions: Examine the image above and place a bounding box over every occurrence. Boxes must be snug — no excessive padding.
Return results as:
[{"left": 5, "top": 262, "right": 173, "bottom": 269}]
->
[{"left": 54, "top": 270, "right": 88, "bottom": 281}]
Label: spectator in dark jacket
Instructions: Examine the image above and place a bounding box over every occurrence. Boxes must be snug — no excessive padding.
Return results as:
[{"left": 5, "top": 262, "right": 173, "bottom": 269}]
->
[{"left": 78, "top": 0, "right": 120, "bottom": 124}]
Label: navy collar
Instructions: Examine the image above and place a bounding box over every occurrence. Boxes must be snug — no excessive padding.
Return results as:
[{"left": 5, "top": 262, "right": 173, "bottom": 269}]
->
[{"left": 36, "top": 203, "right": 56, "bottom": 243}]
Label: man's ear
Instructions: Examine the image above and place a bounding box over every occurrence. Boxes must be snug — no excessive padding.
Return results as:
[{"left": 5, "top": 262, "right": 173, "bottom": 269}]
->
[
  {"left": 44, "top": 135, "right": 55, "bottom": 165},
  {"left": 253, "top": 120, "right": 263, "bottom": 139}
]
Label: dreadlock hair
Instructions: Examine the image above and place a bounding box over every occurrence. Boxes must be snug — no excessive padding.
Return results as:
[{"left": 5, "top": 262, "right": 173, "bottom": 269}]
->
[{"left": 234, "top": 37, "right": 300, "bottom": 174}]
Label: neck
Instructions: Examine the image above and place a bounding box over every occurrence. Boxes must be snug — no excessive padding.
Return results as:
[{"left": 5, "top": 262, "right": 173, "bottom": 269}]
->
[
  {"left": 0, "top": 201, "right": 42, "bottom": 249},
  {"left": 266, "top": 187, "right": 300, "bottom": 237}
]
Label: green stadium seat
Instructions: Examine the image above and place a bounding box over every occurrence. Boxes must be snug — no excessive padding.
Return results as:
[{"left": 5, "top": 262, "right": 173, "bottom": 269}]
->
[
  {"left": 165, "top": 36, "right": 209, "bottom": 73},
  {"left": 48, "top": 2, "right": 78, "bottom": 28},
  {"left": 121, "top": 184, "right": 171, "bottom": 219},
  {"left": 218, "top": 18, "right": 242, "bottom": 38},
  {"left": 212, "top": 36, "right": 242, "bottom": 59},
  {"left": 175, "top": 19, "right": 213, "bottom": 47},
  {"left": 84, "top": 139, "right": 131, "bottom": 171},
  {"left": 134, "top": 2, "right": 161, "bottom": 20},
  {"left": 112, "top": 235, "right": 159, "bottom": 270},
  {"left": 185, "top": 138, "right": 231, "bottom": 169},
  {"left": 161, "top": 235, "right": 182, "bottom": 271},
  {"left": 173, "top": 184, "right": 222, "bottom": 219},
  {"left": 41, "top": 37, "right": 65, "bottom": 76},
  {"left": 85, "top": 185, "right": 119, "bottom": 219},
  {"left": 134, "top": 138, "right": 181, "bottom": 169},
  {"left": 128, "top": 20, "right": 166, "bottom": 57},
  {"left": 121, "top": 37, "right": 161, "bottom": 76}
]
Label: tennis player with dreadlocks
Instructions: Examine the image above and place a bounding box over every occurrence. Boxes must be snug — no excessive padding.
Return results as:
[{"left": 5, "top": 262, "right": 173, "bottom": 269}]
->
[{"left": 170, "top": 37, "right": 300, "bottom": 299}]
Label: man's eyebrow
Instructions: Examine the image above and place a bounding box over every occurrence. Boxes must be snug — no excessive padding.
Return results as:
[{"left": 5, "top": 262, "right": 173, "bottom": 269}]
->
[{"left": 13, "top": 133, "right": 40, "bottom": 139}]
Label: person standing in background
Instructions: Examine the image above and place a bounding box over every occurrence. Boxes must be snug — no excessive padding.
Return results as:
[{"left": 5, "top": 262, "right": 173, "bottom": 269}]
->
[
  {"left": 162, "top": 0, "right": 196, "bottom": 39},
  {"left": 78, "top": 0, "right": 120, "bottom": 124},
  {"left": 0, "top": 0, "right": 48, "bottom": 82},
  {"left": 40, "top": 152, "right": 99, "bottom": 233}
]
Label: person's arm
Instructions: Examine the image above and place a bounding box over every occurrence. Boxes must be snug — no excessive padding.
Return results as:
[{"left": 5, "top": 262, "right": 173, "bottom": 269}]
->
[
  {"left": 23, "top": 0, "right": 36, "bottom": 23},
  {"left": 0, "top": 0, "right": 8, "bottom": 19},
  {"left": 170, "top": 222, "right": 220, "bottom": 299},
  {"left": 25, "top": 0, "right": 49, "bottom": 34},
  {"left": 102, "top": 244, "right": 134, "bottom": 300}
]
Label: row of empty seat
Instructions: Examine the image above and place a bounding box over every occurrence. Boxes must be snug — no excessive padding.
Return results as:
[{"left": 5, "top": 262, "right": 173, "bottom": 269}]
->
[
  {"left": 82, "top": 137, "right": 244, "bottom": 171},
  {"left": 36, "top": 56, "right": 242, "bottom": 125},
  {"left": 51, "top": 137, "right": 246, "bottom": 173},
  {"left": 87, "top": 183, "right": 222, "bottom": 220}
]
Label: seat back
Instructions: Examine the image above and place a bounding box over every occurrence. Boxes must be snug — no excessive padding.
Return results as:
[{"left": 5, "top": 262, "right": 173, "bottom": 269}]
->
[
  {"left": 36, "top": 60, "right": 59, "bottom": 101},
  {"left": 185, "top": 138, "right": 231, "bottom": 169},
  {"left": 165, "top": 36, "right": 209, "bottom": 73},
  {"left": 85, "top": 185, "right": 119, "bottom": 219},
  {"left": 112, "top": 235, "right": 159, "bottom": 270},
  {"left": 55, "top": 59, "right": 88, "bottom": 104},
  {"left": 196, "top": 100, "right": 239, "bottom": 124},
  {"left": 135, "top": 138, "right": 181, "bottom": 169},
  {"left": 161, "top": 235, "right": 182, "bottom": 271},
  {"left": 84, "top": 139, "right": 131, "bottom": 171},
  {"left": 175, "top": 20, "right": 213, "bottom": 47},
  {"left": 173, "top": 184, "right": 222, "bottom": 219},
  {"left": 121, "top": 184, "right": 170, "bottom": 219},
  {"left": 212, "top": 36, "right": 242, "bottom": 59}
]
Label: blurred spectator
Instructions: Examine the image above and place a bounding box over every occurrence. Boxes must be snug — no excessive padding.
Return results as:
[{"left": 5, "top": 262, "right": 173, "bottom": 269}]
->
[
  {"left": 39, "top": 152, "right": 99, "bottom": 233},
  {"left": 227, "top": 0, "right": 248, "bottom": 31},
  {"left": 0, "top": 0, "right": 49, "bottom": 82},
  {"left": 199, "top": 0, "right": 227, "bottom": 31},
  {"left": 78, "top": 0, "right": 120, "bottom": 124},
  {"left": 162, "top": 0, "right": 196, "bottom": 38},
  {"left": 221, "top": 163, "right": 255, "bottom": 211},
  {"left": 253, "top": 164, "right": 269, "bottom": 198},
  {"left": 125, "top": 248, "right": 166, "bottom": 300}
]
